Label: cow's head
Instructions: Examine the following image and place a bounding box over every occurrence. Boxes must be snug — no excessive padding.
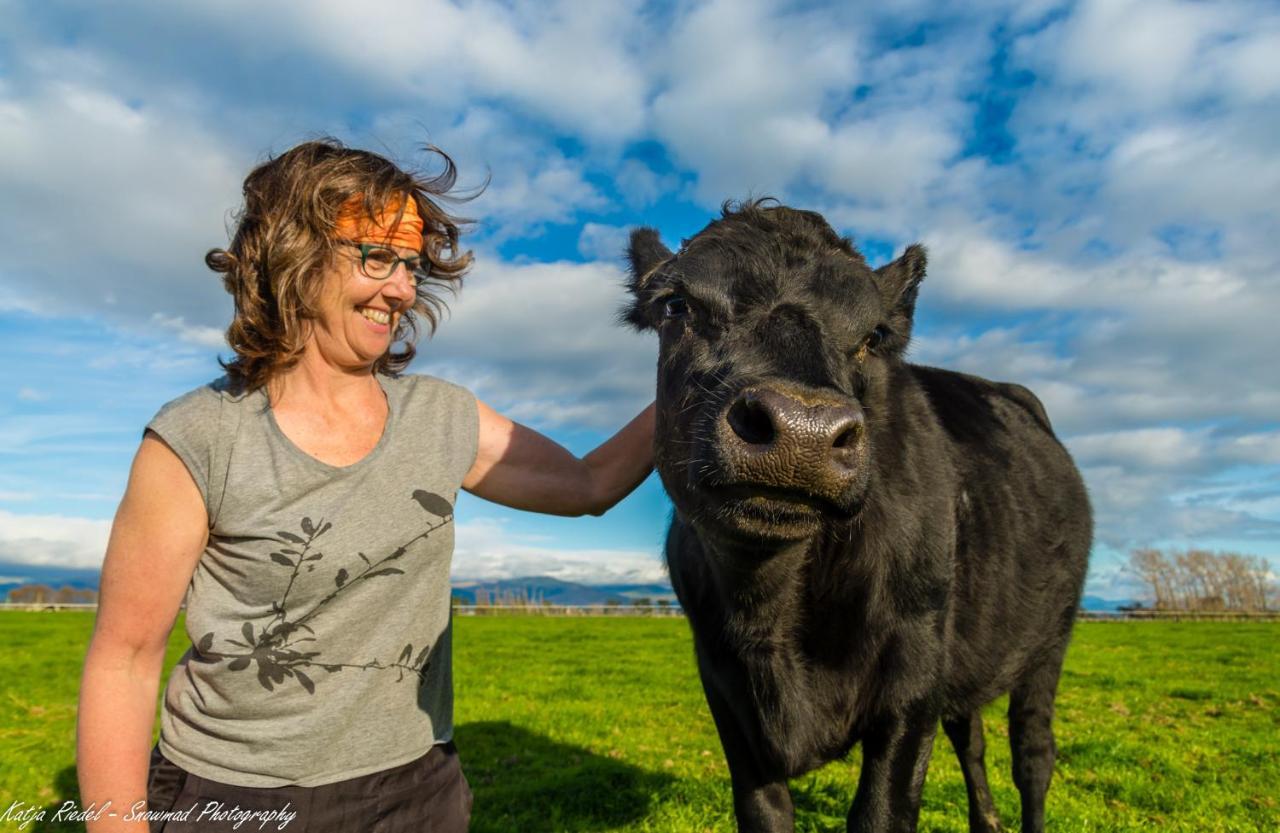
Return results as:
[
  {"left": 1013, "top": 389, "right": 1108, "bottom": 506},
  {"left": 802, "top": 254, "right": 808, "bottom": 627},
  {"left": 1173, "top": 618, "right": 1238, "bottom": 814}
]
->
[{"left": 624, "top": 200, "right": 926, "bottom": 546}]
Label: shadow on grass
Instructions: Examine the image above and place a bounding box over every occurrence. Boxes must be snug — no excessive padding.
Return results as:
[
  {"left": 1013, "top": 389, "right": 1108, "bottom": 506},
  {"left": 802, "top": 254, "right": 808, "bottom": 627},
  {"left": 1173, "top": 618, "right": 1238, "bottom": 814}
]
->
[
  {"left": 29, "top": 765, "right": 82, "bottom": 833},
  {"left": 457, "top": 721, "right": 678, "bottom": 833},
  {"left": 22, "top": 726, "right": 677, "bottom": 833}
]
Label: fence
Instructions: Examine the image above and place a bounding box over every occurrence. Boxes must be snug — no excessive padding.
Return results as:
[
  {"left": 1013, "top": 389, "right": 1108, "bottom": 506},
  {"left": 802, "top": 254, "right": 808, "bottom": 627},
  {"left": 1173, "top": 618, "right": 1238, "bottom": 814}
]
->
[
  {"left": 1078, "top": 609, "right": 1280, "bottom": 622},
  {"left": 0, "top": 602, "right": 687, "bottom": 616},
  {"left": 451, "top": 604, "right": 686, "bottom": 617},
  {"left": 3, "top": 602, "right": 1276, "bottom": 621}
]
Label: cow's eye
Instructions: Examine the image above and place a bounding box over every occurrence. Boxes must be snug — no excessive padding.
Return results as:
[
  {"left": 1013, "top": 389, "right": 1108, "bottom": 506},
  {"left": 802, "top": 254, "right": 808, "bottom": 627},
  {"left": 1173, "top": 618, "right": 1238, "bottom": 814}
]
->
[
  {"left": 663, "top": 296, "right": 689, "bottom": 319},
  {"left": 865, "top": 327, "right": 887, "bottom": 351}
]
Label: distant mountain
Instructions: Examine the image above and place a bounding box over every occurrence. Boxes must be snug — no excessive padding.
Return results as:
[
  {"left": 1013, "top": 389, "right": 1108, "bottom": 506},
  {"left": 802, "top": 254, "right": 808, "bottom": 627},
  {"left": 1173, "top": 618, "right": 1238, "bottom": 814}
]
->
[
  {"left": 450, "top": 575, "right": 678, "bottom": 606},
  {"left": 0, "top": 560, "right": 100, "bottom": 600},
  {"left": 0, "top": 564, "right": 677, "bottom": 607},
  {"left": 0, "top": 562, "right": 1143, "bottom": 614},
  {"left": 1080, "top": 595, "right": 1140, "bottom": 611}
]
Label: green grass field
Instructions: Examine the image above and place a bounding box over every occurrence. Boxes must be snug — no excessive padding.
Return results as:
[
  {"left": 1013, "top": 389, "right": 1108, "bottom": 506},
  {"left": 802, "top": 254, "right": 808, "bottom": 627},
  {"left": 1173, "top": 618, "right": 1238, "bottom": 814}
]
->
[{"left": 1, "top": 612, "right": 1276, "bottom": 832}]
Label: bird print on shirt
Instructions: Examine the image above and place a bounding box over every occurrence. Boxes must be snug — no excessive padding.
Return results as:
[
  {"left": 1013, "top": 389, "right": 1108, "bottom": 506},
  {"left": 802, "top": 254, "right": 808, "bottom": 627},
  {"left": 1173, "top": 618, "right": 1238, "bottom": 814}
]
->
[{"left": 191, "top": 489, "right": 455, "bottom": 694}]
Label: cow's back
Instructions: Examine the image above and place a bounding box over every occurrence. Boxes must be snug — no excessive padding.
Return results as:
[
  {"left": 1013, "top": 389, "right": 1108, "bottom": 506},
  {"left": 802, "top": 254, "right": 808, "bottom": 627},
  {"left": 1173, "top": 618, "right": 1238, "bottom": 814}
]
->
[{"left": 909, "top": 365, "right": 1092, "bottom": 710}]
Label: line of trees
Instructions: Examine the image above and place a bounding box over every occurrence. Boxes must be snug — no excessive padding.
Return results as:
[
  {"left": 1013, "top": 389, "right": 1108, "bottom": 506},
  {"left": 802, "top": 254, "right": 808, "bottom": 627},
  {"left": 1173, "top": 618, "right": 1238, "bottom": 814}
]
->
[
  {"left": 1128, "top": 548, "right": 1273, "bottom": 611},
  {"left": 6, "top": 584, "right": 98, "bottom": 604},
  {"left": 453, "top": 590, "right": 678, "bottom": 608},
  {"left": 467, "top": 587, "right": 547, "bottom": 607}
]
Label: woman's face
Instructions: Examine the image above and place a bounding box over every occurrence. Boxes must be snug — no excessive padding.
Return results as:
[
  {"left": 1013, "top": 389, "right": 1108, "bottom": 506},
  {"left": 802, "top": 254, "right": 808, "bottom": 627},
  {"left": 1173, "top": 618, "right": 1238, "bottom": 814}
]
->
[{"left": 309, "top": 244, "right": 418, "bottom": 370}]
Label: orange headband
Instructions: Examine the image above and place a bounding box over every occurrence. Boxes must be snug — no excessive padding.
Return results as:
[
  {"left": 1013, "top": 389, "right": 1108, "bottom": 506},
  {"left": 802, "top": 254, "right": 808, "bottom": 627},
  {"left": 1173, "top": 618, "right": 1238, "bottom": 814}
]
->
[{"left": 332, "top": 194, "right": 424, "bottom": 252}]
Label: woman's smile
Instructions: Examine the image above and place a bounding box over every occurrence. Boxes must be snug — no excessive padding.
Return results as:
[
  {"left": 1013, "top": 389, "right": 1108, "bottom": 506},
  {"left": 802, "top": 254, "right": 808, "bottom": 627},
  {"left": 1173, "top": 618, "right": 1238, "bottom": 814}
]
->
[
  {"left": 356, "top": 304, "right": 395, "bottom": 335},
  {"left": 347, "top": 299, "right": 398, "bottom": 344},
  {"left": 358, "top": 306, "right": 392, "bottom": 326}
]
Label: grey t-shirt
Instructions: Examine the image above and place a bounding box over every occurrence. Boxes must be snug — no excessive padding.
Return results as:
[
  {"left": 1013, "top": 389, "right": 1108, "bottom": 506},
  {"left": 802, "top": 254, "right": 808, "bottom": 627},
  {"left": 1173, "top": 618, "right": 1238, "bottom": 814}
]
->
[{"left": 144, "top": 371, "right": 478, "bottom": 787}]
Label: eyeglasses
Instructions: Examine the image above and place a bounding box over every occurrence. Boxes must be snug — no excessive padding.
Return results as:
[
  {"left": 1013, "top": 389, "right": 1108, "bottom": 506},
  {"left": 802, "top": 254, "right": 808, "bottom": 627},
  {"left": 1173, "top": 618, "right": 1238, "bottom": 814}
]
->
[{"left": 338, "top": 241, "right": 426, "bottom": 281}]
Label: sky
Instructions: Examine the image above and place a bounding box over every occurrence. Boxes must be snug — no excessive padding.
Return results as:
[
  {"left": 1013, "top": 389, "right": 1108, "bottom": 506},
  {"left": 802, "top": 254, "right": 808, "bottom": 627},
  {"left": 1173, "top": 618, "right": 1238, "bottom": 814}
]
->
[{"left": 0, "top": 0, "right": 1277, "bottom": 600}]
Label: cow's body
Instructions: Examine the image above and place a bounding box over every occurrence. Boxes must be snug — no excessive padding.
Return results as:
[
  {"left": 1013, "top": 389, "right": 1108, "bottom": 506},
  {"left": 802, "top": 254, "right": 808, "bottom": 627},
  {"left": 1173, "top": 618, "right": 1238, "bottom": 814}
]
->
[{"left": 624, "top": 202, "right": 1091, "bottom": 833}]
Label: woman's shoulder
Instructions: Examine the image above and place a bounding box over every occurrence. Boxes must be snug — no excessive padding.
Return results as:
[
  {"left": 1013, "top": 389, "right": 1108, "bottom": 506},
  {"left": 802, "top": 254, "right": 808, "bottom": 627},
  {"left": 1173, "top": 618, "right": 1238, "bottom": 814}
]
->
[
  {"left": 381, "top": 372, "right": 479, "bottom": 475},
  {"left": 143, "top": 376, "right": 251, "bottom": 512},
  {"left": 152, "top": 375, "right": 251, "bottom": 420},
  {"left": 381, "top": 371, "right": 474, "bottom": 404}
]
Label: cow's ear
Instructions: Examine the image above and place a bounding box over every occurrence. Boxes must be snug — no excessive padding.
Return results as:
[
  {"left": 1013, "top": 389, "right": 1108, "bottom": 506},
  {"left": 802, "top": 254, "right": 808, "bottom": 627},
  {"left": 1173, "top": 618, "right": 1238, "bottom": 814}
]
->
[
  {"left": 620, "top": 227, "right": 674, "bottom": 331},
  {"left": 873, "top": 244, "right": 926, "bottom": 352}
]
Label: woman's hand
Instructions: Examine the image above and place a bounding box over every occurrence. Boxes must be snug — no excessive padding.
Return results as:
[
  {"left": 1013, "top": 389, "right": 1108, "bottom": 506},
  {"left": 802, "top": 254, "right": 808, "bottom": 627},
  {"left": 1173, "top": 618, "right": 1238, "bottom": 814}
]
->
[
  {"left": 78, "top": 432, "right": 208, "bottom": 831},
  {"left": 462, "top": 400, "right": 655, "bottom": 516}
]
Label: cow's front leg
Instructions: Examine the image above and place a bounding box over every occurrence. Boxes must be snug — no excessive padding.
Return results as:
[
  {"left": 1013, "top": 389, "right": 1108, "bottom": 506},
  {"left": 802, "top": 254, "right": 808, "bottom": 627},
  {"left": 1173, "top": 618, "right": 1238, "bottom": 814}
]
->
[
  {"left": 847, "top": 711, "right": 938, "bottom": 833},
  {"left": 702, "top": 676, "right": 795, "bottom": 832},
  {"left": 730, "top": 773, "right": 795, "bottom": 833}
]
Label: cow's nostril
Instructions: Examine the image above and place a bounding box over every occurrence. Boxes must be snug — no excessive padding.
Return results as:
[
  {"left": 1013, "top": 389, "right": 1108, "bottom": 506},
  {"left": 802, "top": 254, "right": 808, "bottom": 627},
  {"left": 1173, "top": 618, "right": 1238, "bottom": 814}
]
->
[
  {"left": 727, "top": 396, "right": 775, "bottom": 446},
  {"left": 831, "top": 420, "right": 862, "bottom": 449}
]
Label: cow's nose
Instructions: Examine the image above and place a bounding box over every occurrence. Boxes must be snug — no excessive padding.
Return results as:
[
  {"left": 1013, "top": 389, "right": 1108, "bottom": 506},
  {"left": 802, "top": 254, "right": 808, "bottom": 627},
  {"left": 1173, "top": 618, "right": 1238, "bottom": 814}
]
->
[{"left": 720, "top": 387, "right": 863, "bottom": 493}]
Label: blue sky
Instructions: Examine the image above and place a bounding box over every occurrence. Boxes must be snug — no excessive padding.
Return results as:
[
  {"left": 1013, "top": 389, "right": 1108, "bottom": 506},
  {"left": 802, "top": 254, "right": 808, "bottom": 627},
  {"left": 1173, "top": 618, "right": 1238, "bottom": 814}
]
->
[{"left": 1, "top": 0, "right": 1277, "bottom": 599}]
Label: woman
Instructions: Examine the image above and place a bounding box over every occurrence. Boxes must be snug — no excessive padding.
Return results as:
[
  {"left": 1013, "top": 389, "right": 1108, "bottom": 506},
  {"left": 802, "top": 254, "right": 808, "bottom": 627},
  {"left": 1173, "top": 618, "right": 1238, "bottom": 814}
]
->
[{"left": 76, "top": 139, "right": 655, "bottom": 832}]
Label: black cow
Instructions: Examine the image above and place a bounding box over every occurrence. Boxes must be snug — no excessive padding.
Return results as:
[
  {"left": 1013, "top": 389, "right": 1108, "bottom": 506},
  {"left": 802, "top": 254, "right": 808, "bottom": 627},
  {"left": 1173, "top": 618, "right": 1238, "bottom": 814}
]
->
[{"left": 622, "top": 201, "right": 1091, "bottom": 833}]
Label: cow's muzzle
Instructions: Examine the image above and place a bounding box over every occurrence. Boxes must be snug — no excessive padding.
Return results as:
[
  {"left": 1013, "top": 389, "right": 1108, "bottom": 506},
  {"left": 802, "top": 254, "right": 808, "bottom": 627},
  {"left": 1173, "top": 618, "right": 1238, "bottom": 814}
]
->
[{"left": 712, "top": 385, "right": 864, "bottom": 509}]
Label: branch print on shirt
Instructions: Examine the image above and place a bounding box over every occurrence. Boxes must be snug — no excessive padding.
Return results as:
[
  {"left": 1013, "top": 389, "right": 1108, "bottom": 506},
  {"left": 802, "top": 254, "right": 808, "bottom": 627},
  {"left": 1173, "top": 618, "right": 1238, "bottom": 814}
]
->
[{"left": 191, "top": 489, "right": 456, "bottom": 694}]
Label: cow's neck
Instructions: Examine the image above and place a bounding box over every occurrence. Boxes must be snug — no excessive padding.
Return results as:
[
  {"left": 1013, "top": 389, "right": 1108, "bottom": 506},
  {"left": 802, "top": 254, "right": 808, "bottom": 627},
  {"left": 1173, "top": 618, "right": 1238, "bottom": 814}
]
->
[
  {"left": 700, "top": 535, "right": 814, "bottom": 640},
  {"left": 691, "top": 525, "right": 887, "bottom": 770},
  {"left": 691, "top": 476, "right": 902, "bottom": 649}
]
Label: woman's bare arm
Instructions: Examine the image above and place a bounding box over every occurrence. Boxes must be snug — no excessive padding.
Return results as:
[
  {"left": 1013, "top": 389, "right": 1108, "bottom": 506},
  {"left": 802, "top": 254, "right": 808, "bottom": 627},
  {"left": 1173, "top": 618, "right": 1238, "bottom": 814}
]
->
[
  {"left": 462, "top": 400, "right": 655, "bottom": 517},
  {"left": 78, "top": 432, "right": 207, "bottom": 831}
]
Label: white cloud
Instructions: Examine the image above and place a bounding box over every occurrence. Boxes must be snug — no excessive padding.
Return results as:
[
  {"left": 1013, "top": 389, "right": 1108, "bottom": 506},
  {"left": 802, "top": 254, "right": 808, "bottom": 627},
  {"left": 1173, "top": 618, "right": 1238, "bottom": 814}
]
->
[
  {"left": 416, "top": 105, "right": 610, "bottom": 237},
  {"left": 1083, "top": 558, "right": 1147, "bottom": 600},
  {"left": 822, "top": 112, "right": 961, "bottom": 207},
  {"left": 614, "top": 160, "right": 677, "bottom": 209},
  {"left": 1070, "top": 428, "right": 1209, "bottom": 472},
  {"left": 1106, "top": 122, "right": 1280, "bottom": 228},
  {"left": 0, "top": 18, "right": 624, "bottom": 330},
  {"left": 1223, "top": 432, "right": 1280, "bottom": 466},
  {"left": 417, "top": 253, "right": 655, "bottom": 429},
  {"left": 1078, "top": 464, "right": 1238, "bottom": 549},
  {"left": 1043, "top": 0, "right": 1280, "bottom": 115},
  {"left": 648, "top": 2, "right": 1001, "bottom": 229},
  {"left": 0, "top": 413, "right": 125, "bottom": 454},
  {"left": 923, "top": 230, "right": 1254, "bottom": 312},
  {"left": 150, "top": 313, "right": 227, "bottom": 349},
  {"left": 0, "top": 65, "right": 243, "bottom": 324},
  {"left": 1007, "top": 0, "right": 1280, "bottom": 257},
  {"left": 650, "top": 0, "right": 864, "bottom": 201},
  {"left": 453, "top": 517, "right": 667, "bottom": 584},
  {"left": 0, "top": 508, "right": 669, "bottom": 584},
  {"left": 897, "top": 227, "right": 1280, "bottom": 443},
  {"left": 904, "top": 309, "right": 1279, "bottom": 558},
  {"left": 1216, "top": 27, "right": 1280, "bottom": 102},
  {"left": 1051, "top": 0, "right": 1233, "bottom": 107},
  {"left": 100, "top": 0, "right": 650, "bottom": 143},
  {"left": 911, "top": 328, "right": 1072, "bottom": 380},
  {"left": 450, "top": 0, "right": 650, "bottom": 142},
  {"left": 577, "top": 223, "right": 631, "bottom": 263},
  {"left": 0, "top": 509, "right": 111, "bottom": 569}
]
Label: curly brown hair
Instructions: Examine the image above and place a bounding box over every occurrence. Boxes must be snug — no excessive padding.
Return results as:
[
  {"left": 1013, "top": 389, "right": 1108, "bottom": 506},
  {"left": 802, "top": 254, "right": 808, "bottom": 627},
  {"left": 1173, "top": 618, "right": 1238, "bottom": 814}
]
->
[{"left": 206, "top": 138, "right": 475, "bottom": 392}]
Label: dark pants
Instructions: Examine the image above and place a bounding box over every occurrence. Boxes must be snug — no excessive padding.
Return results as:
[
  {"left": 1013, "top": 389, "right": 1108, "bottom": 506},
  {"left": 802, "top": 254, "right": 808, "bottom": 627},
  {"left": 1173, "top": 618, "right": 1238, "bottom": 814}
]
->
[{"left": 145, "top": 742, "right": 472, "bottom": 832}]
